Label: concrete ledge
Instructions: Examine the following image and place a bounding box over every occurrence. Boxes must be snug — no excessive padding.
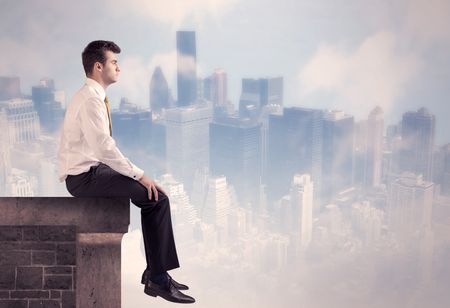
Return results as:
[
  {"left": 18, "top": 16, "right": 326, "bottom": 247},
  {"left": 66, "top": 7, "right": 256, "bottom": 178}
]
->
[
  {"left": 0, "top": 197, "right": 130, "bottom": 308},
  {"left": 0, "top": 197, "right": 130, "bottom": 233}
]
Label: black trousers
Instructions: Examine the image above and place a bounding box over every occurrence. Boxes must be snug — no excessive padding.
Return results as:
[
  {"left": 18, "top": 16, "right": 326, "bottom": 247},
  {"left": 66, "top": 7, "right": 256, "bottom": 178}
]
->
[{"left": 65, "top": 163, "right": 180, "bottom": 275}]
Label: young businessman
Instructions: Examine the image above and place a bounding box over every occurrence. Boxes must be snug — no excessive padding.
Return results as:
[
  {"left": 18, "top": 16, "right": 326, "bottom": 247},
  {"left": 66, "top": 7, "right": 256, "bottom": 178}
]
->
[{"left": 58, "top": 40, "right": 195, "bottom": 304}]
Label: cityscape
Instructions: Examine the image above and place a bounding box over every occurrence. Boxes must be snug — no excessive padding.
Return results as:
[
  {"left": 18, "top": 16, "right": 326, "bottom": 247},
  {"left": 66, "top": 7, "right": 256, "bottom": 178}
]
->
[{"left": 1, "top": 29, "right": 449, "bottom": 307}]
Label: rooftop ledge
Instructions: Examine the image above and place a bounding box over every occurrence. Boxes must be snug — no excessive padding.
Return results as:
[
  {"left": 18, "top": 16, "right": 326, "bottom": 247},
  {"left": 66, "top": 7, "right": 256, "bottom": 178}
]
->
[{"left": 0, "top": 197, "right": 131, "bottom": 308}]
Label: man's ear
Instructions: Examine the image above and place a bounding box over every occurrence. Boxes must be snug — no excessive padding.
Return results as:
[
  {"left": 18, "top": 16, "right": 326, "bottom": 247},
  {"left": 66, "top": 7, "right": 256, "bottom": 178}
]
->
[{"left": 94, "top": 62, "right": 102, "bottom": 72}]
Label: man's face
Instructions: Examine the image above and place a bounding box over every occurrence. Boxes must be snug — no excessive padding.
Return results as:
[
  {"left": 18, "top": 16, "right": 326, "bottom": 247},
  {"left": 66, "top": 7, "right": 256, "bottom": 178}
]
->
[{"left": 99, "top": 50, "right": 120, "bottom": 85}]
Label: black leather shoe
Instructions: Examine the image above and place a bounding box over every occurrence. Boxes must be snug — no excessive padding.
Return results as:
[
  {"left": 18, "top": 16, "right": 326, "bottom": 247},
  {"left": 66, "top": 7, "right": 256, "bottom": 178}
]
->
[
  {"left": 144, "top": 277, "right": 195, "bottom": 304},
  {"left": 141, "top": 270, "right": 189, "bottom": 290}
]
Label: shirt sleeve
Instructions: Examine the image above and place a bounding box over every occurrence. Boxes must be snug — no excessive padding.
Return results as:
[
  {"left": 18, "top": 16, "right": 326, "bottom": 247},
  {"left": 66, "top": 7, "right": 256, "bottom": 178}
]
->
[{"left": 79, "top": 96, "right": 145, "bottom": 181}]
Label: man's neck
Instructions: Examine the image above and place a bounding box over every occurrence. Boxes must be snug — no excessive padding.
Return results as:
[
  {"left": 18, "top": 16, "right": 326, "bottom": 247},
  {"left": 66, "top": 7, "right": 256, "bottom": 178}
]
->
[{"left": 88, "top": 75, "right": 108, "bottom": 90}]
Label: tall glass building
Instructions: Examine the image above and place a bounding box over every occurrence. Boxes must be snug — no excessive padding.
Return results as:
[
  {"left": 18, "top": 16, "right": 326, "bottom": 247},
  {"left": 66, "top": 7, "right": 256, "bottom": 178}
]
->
[
  {"left": 400, "top": 108, "right": 435, "bottom": 181},
  {"left": 176, "top": 31, "right": 197, "bottom": 107}
]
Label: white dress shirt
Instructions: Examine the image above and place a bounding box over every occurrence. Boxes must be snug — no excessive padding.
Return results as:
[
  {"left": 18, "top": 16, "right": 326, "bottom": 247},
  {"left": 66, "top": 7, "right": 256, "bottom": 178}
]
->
[{"left": 58, "top": 78, "right": 144, "bottom": 182}]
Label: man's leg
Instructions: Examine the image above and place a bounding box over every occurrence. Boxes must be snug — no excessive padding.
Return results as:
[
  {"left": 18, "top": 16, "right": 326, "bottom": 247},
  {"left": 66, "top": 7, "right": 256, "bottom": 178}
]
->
[{"left": 66, "top": 163, "right": 180, "bottom": 274}]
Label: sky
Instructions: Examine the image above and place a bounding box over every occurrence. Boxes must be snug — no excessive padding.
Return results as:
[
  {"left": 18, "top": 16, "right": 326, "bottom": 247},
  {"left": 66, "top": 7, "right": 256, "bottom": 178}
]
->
[
  {"left": 1, "top": 0, "right": 450, "bottom": 142},
  {"left": 2, "top": 1, "right": 450, "bottom": 307}
]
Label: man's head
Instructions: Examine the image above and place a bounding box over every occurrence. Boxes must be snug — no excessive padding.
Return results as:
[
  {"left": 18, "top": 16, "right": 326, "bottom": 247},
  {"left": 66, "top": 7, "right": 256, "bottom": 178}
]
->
[{"left": 82, "top": 40, "right": 121, "bottom": 87}]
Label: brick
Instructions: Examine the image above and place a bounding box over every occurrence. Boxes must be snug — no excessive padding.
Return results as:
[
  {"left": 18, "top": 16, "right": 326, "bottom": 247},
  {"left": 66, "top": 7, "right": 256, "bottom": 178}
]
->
[
  {"left": 56, "top": 244, "right": 76, "bottom": 266},
  {"left": 10, "top": 290, "right": 49, "bottom": 299},
  {"left": 0, "top": 251, "right": 31, "bottom": 266},
  {"left": 44, "top": 276, "right": 72, "bottom": 290},
  {"left": 33, "top": 251, "right": 56, "bottom": 266},
  {"left": 0, "top": 266, "right": 15, "bottom": 289},
  {"left": 0, "top": 242, "right": 22, "bottom": 250},
  {"left": 39, "top": 226, "right": 76, "bottom": 242},
  {"left": 72, "top": 268, "right": 76, "bottom": 289},
  {"left": 21, "top": 242, "right": 55, "bottom": 251},
  {"left": 0, "top": 227, "right": 22, "bottom": 241},
  {"left": 23, "top": 227, "right": 39, "bottom": 241},
  {"left": 50, "top": 291, "right": 61, "bottom": 299},
  {"left": 0, "top": 291, "right": 8, "bottom": 299},
  {"left": 29, "top": 300, "right": 61, "bottom": 308},
  {"left": 61, "top": 291, "right": 75, "bottom": 308},
  {"left": 44, "top": 267, "right": 72, "bottom": 275},
  {"left": 0, "top": 300, "right": 27, "bottom": 308},
  {"left": 16, "top": 267, "right": 43, "bottom": 290}
]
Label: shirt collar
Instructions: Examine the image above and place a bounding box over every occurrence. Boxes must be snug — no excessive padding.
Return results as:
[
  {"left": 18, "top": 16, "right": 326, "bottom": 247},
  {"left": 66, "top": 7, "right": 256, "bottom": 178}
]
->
[{"left": 85, "top": 77, "right": 106, "bottom": 101}]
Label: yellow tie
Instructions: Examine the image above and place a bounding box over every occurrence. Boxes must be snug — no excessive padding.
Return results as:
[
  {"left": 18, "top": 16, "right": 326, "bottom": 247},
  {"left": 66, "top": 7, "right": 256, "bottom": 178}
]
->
[{"left": 104, "top": 96, "right": 112, "bottom": 136}]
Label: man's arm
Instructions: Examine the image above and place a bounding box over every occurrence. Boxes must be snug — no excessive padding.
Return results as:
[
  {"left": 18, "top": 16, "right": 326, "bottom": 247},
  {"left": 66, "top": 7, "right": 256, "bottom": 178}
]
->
[{"left": 79, "top": 96, "right": 144, "bottom": 181}]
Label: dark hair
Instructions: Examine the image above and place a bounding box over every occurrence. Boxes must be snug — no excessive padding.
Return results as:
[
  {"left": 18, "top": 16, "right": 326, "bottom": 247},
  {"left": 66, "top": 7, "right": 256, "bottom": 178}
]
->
[{"left": 82, "top": 40, "right": 121, "bottom": 76}]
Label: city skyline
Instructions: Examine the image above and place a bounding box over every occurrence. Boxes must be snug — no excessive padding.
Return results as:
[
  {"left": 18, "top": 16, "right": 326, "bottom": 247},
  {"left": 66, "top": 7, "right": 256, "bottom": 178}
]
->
[{"left": 2, "top": 1, "right": 450, "bottom": 307}]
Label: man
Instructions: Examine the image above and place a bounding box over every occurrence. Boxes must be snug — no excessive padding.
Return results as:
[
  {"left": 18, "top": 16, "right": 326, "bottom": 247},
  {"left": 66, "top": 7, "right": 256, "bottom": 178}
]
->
[{"left": 58, "top": 40, "right": 195, "bottom": 304}]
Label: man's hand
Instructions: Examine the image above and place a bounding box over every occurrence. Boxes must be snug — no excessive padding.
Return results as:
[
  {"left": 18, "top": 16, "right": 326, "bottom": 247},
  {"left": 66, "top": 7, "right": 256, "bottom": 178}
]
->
[{"left": 138, "top": 174, "right": 167, "bottom": 201}]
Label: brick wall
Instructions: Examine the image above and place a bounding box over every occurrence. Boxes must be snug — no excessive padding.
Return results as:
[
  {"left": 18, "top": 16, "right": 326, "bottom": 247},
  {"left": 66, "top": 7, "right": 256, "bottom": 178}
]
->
[{"left": 0, "top": 225, "right": 76, "bottom": 308}]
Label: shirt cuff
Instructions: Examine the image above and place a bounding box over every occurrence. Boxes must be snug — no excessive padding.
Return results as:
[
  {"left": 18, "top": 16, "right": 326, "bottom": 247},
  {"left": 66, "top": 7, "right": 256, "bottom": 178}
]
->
[{"left": 130, "top": 164, "right": 145, "bottom": 181}]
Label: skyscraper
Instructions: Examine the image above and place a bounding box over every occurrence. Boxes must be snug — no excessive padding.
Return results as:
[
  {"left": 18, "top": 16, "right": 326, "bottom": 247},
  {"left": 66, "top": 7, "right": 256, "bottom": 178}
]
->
[
  {"left": 239, "top": 77, "right": 283, "bottom": 119},
  {"left": 400, "top": 108, "right": 435, "bottom": 181},
  {"left": 0, "top": 99, "right": 40, "bottom": 144},
  {"left": 209, "top": 116, "right": 262, "bottom": 210},
  {"left": 266, "top": 107, "right": 323, "bottom": 208},
  {"left": 165, "top": 102, "right": 213, "bottom": 193},
  {"left": 149, "top": 66, "right": 171, "bottom": 113},
  {"left": 321, "top": 110, "right": 354, "bottom": 202},
  {"left": 202, "top": 176, "right": 232, "bottom": 228},
  {"left": 290, "top": 174, "right": 314, "bottom": 250},
  {"left": 387, "top": 172, "right": 433, "bottom": 239},
  {"left": 433, "top": 144, "right": 450, "bottom": 196},
  {"left": 176, "top": 31, "right": 197, "bottom": 107},
  {"left": 0, "top": 110, "right": 11, "bottom": 195},
  {"left": 31, "top": 78, "right": 64, "bottom": 133},
  {"left": 203, "top": 69, "right": 228, "bottom": 107},
  {"left": 364, "top": 106, "right": 384, "bottom": 188},
  {"left": 110, "top": 98, "right": 152, "bottom": 150}
]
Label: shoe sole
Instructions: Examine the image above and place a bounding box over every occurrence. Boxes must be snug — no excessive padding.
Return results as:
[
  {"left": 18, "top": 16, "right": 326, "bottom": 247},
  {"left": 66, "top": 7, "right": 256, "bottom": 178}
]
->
[{"left": 144, "top": 288, "right": 195, "bottom": 304}]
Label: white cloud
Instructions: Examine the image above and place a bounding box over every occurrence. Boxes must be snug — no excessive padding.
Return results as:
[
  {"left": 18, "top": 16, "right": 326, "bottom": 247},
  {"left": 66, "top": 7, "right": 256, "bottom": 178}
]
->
[
  {"left": 113, "top": 50, "right": 207, "bottom": 107},
  {"left": 298, "top": 31, "right": 421, "bottom": 118},
  {"left": 112, "top": 51, "right": 177, "bottom": 107},
  {"left": 110, "top": 0, "right": 240, "bottom": 29},
  {"left": 404, "top": 0, "right": 450, "bottom": 48}
]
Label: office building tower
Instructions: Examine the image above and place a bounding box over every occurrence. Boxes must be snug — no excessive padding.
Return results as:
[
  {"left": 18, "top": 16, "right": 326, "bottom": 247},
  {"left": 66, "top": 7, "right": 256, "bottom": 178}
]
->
[
  {"left": 203, "top": 69, "right": 228, "bottom": 107},
  {"left": 353, "top": 120, "right": 368, "bottom": 187},
  {"left": 149, "top": 66, "right": 171, "bottom": 113},
  {"left": 259, "top": 104, "right": 283, "bottom": 182},
  {"left": 158, "top": 173, "right": 199, "bottom": 232},
  {"left": 433, "top": 144, "right": 450, "bottom": 196},
  {"left": 111, "top": 98, "right": 152, "bottom": 150},
  {"left": 0, "top": 77, "right": 21, "bottom": 100},
  {"left": 400, "top": 108, "right": 435, "bottom": 181},
  {"left": 7, "top": 168, "right": 38, "bottom": 196},
  {"left": 0, "top": 99, "right": 40, "bottom": 144},
  {"left": 290, "top": 174, "right": 314, "bottom": 249},
  {"left": 209, "top": 116, "right": 262, "bottom": 210},
  {"left": 364, "top": 106, "right": 384, "bottom": 188},
  {"left": 165, "top": 102, "right": 213, "bottom": 193},
  {"left": 201, "top": 176, "right": 232, "bottom": 228},
  {"left": 266, "top": 107, "right": 323, "bottom": 208},
  {"left": 322, "top": 110, "right": 354, "bottom": 202},
  {"left": 31, "top": 78, "right": 64, "bottom": 133},
  {"left": 149, "top": 120, "right": 167, "bottom": 177},
  {"left": 176, "top": 31, "right": 197, "bottom": 106},
  {"left": 387, "top": 172, "right": 433, "bottom": 239},
  {"left": 0, "top": 110, "right": 11, "bottom": 195},
  {"left": 238, "top": 77, "right": 283, "bottom": 119}
]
